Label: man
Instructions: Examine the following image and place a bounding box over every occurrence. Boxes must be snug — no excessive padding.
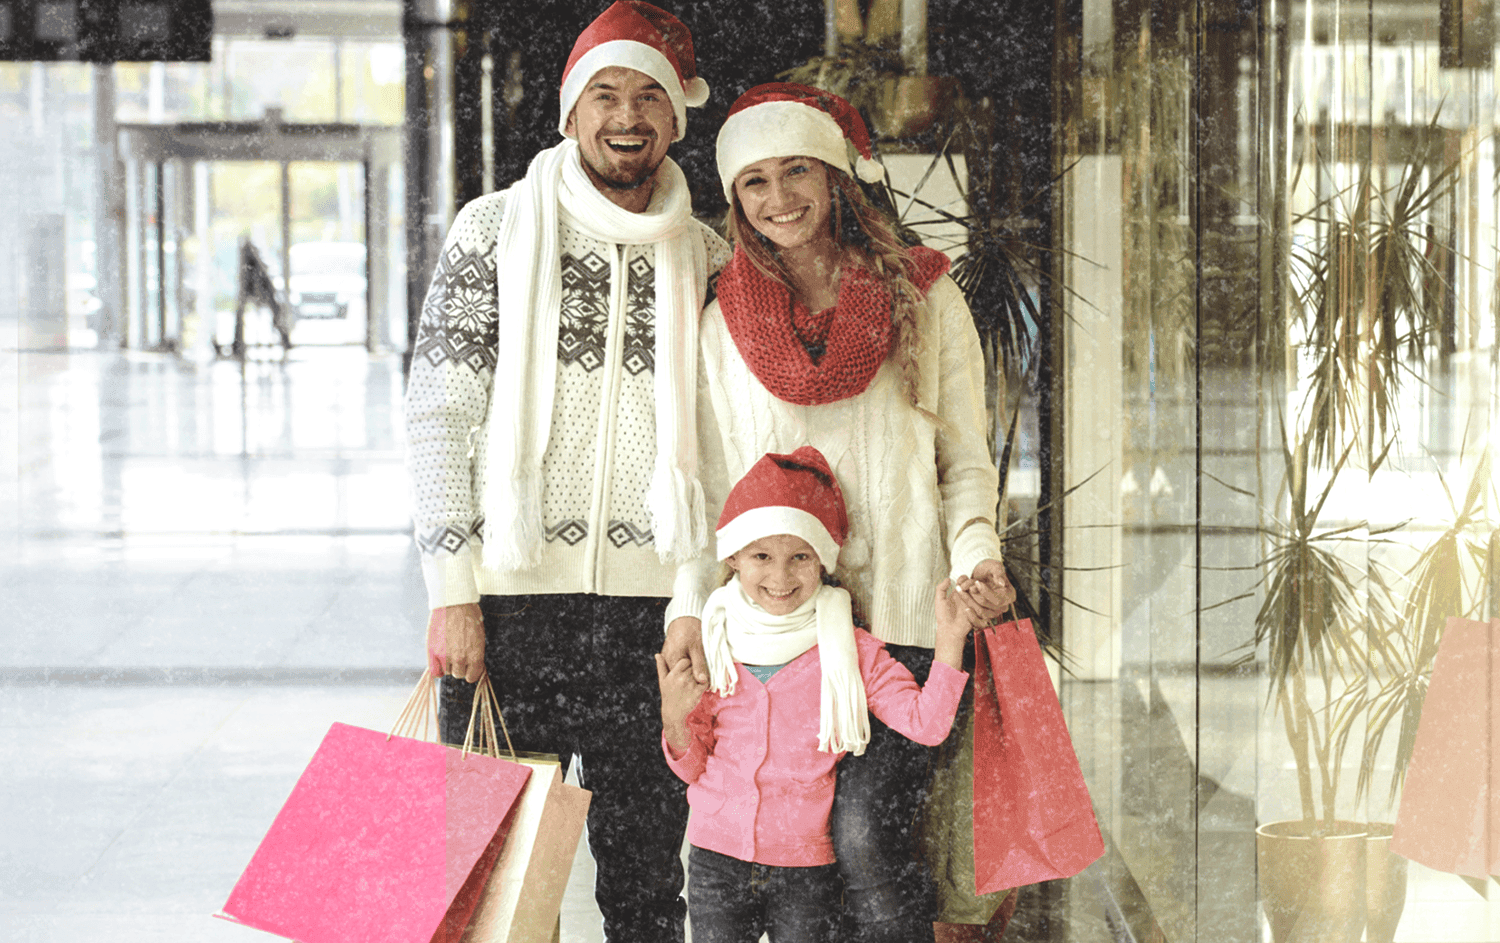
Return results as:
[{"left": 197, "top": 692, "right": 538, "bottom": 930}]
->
[{"left": 403, "top": 3, "right": 727, "bottom": 939}]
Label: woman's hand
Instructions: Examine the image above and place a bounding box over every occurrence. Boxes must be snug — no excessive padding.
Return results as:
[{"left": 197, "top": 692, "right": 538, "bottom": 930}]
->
[
  {"left": 655, "top": 653, "right": 708, "bottom": 754},
  {"left": 963, "top": 558, "right": 1016, "bottom": 626},
  {"left": 426, "top": 603, "right": 486, "bottom": 682}
]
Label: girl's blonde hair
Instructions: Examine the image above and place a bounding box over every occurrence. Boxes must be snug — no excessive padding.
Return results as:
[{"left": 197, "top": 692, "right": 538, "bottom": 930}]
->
[{"left": 724, "top": 163, "right": 927, "bottom": 411}]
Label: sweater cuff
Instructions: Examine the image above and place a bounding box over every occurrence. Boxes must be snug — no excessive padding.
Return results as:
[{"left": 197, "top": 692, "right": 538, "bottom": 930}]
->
[
  {"left": 661, "top": 732, "right": 700, "bottom": 783},
  {"left": 665, "top": 554, "right": 719, "bottom": 630},
  {"left": 927, "top": 659, "right": 970, "bottom": 691},
  {"left": 949, "top": 520, "right": 1003, "bottom": 581},
  {"left": 664, "top": 591, "right": 708, "bottom": 631},
  {"left": 421, "top": 545, "right": 481, "bottom": 610}
]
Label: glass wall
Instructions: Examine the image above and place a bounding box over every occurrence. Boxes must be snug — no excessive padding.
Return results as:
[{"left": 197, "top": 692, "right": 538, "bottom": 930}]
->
[
  {"left": 111, "top": 36, "right": 405, "bottom": 124},
  {"left": 0, "top": 33, "right": 404, "bottom": 353},
  {"left": 0, "top": 62, "right": 98, "bottom": 348},
  {"left": 1051, "top": 0, "right": 1500, "bottom": 938}
]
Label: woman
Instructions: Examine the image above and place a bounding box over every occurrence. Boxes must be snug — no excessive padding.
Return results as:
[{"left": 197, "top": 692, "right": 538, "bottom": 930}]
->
[{"left": 668, "top": 83, "right": 1020, "bottom": 942}]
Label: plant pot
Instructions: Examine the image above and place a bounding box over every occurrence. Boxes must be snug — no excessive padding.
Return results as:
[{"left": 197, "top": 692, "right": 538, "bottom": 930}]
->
[
  {"left": 1364, "top": 823, "right": 1409, "bottom": 943},
  {"left": 1256, "top": 820, "right": 1409, "bottom": 943},
  {"left": 870, "top": 76, "right": 956, "bottom": 141},
  {"left": 1257, "top": 820, "right": 1367, "bottom": 943}
]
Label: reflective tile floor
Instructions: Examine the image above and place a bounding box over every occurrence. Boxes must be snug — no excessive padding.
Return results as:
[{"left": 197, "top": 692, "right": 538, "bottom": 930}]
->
[
  {"left": 0, "top": 345, "right": 613, "bottom": 942},
  {"left": 5, "top": 342, "right": 1497, "bottom": 943}
]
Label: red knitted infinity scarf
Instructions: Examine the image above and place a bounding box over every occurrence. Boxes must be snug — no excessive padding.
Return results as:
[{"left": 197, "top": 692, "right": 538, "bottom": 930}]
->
[{"left": 716, "top": 246, "right": 951, "bottom": 406}]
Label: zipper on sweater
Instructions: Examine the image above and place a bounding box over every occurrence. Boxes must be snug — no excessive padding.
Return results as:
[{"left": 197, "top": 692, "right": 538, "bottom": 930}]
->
[{"left": 586, "top": 243, "right": 631, "bottom": 590}]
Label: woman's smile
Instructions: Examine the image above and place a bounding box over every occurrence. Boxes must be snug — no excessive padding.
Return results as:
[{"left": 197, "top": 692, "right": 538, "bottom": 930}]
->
[{"left": 734, "top": 156, "right": 833, "bottom": 252}]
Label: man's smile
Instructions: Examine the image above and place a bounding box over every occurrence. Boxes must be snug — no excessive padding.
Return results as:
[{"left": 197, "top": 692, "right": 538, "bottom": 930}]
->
[{"left": 604, "top": 135, "right": 650, "bottom": 154}]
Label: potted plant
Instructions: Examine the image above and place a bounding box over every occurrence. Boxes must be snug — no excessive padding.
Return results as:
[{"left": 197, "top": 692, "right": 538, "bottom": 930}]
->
[
  {"left": 870, "top": 120, "right": 1079, "bottom": 628},
  {"left": 1243, "top": 421, "right": 1389, "bottom": 943},
  {"left": 1246, "top": 124, "right": 1470, "bottom": 943},
  {"left": 1333, "top": 445, "right": 1495, "bottom": 924},
  {"left": 777, "top": 0, "right": 962, "bottom": 147},
  {"left": 1249, "top": 438, "right": 1493, "bottom": 943}
]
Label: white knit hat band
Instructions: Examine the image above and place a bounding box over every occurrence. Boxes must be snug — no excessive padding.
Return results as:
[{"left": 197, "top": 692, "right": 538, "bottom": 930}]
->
[
  {"left": 717, "top": 505, "right": 841, "bottom": 570},
  {"left": 716, "top": 100, "right": 855, "bottom": 200},
  {"left": 558, "top": 40, "right": 689, "bottom": 141}
]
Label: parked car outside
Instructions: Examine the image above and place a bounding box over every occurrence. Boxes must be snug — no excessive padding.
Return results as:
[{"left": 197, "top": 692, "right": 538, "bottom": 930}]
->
[{"left": 288, "top": 241, "right": 366, "bottom": 319}]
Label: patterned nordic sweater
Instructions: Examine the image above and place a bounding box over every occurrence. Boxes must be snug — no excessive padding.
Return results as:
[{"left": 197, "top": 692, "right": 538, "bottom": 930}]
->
[{"left": 405, "top": 189, "right": 730, "bottom": 614}]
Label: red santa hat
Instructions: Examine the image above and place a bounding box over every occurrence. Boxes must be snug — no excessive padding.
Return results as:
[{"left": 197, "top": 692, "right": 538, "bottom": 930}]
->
[
  {"left": 716, "top": 446, "right": 849, "bottom": 569},
  {"left": 558, "top": 1, "right": 709, "bottom": 142},
  {"left": 715, "top": 82, "right": 885, "bottom": 201}
]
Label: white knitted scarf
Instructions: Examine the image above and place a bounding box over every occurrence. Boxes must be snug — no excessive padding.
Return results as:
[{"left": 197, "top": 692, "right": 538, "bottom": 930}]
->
[
  {"left": 482, "top": 139, "right": 709, "bottom": 570},
  {"left": 702, "top": 578, "right": 871, "bottom": 755}
]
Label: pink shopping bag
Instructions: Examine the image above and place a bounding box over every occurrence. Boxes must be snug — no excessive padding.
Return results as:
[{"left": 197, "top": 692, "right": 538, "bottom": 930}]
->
[
  {"left": 972, "top": 617, "right": 1104, "bottom": 894},
  {"left": 219, "top": 721, "right": 533, "bottom": 943},
  {"left": 1391, "top": 616, "right": 1500, "bottom": 879}
]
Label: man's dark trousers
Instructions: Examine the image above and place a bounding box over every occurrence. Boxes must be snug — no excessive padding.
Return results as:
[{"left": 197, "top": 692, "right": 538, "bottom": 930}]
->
[{"left": 440, "top": 592, "right": 688, "bottom": 942}]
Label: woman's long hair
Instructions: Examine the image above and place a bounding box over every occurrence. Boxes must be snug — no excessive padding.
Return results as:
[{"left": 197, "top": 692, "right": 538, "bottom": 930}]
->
[{"left": 724, "top": 163, "right": 928, "bottom": 411}]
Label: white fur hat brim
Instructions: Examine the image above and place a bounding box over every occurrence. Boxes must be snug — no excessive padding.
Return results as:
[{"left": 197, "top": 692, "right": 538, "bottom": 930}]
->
[
  {"left": 559, "top": 39, "right": 705, "bottom": 142},
  {"left": 716, "top": 99, "right": 883, "bottom": 200},
  {"left": 717, "top": 506, "right": 841, "bottom": 570}
]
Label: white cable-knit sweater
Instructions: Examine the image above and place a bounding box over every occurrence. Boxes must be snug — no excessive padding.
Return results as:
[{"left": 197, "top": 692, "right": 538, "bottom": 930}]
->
[
  {"left": 405, "top": 190, "right": 729, "bottom": 614},
  {"left": 672, "top": 276, "right": 1004, "bottom": 649}
]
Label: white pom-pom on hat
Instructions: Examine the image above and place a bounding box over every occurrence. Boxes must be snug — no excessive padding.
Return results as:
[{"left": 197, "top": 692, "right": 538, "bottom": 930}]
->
[{"left": 683, "top": 75, "right": 710, "bottom": 108}]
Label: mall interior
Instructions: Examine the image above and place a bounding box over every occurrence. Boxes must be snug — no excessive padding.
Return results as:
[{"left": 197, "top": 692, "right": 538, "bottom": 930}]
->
[{"left": 5, "top": 0, "right": 1500, "bottom": 940}]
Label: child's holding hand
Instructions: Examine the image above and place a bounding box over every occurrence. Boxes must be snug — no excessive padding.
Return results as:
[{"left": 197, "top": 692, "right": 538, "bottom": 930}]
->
[{"left": 656, "top": 653, "right": 709, "bottom": 756}]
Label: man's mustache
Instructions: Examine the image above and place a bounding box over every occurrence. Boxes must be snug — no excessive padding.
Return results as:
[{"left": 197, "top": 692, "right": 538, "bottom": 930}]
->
[{"left": 599, "top": 125, "right": 657, "bottom": 139}]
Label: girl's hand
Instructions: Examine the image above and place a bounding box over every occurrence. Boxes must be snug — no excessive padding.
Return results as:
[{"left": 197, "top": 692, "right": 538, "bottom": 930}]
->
[
  {"left": 655, "top": 653, "right": 708, "bottom": 752},
  {"left": 932, "top": 578, "right": 970, "bottom": 670}
]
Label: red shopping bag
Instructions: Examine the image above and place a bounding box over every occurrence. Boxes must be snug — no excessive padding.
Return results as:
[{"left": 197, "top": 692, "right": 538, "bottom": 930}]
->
[
  {"left": 972, "top": 617, "right": 1104, "bottom": 894},
  {"left": 1391, "top": 616, "right": 1500, "bottom": 879},
  {"left": 219, "top": 680, "right": 534, "bottom": 943}
]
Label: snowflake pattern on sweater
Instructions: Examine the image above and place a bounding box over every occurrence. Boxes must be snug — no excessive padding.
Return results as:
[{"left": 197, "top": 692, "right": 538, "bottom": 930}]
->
[
  {"left": 405, "top": 188, "right": 729, "bottom": 604},
  {"left": 623, "top": 255, "right": 656, "bottom": 376},
  {"left": 413, "top": 242, "right": 498, "bottom": 373},
  {"left": 559, "top": 251, "right": 610, "bottom": 371}
]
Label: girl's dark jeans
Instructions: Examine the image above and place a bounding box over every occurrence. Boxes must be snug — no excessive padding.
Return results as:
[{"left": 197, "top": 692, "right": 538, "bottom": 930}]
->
[{"left": 687, "top": 845, "right": 842, "bottom": 943}]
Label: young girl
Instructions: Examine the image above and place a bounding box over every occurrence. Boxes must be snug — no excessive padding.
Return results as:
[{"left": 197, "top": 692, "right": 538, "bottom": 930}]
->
[{"left": 655, "top": 446, "right": 981, "bottom": 943}]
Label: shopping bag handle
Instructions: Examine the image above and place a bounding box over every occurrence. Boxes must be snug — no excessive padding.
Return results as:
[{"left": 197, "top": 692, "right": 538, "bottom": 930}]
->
[
  {"left": 987, "top": 605, "right": 1019, "bottom": 630},
  {"left": 463, "top": 674, "right": 518, "bottom": 759},
  {"left": 389, "top": 669, "right": 518, "bottom": 760}
]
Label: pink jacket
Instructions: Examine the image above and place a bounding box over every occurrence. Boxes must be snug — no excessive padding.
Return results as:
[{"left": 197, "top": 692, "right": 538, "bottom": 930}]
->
[{"left": 662, "top": 628, "right": 967, "bottom": 867}]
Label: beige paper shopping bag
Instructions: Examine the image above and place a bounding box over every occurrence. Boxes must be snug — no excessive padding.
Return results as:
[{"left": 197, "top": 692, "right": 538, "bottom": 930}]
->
[{"left": 460, "top": 755, "right": 592, "bottom": 943}]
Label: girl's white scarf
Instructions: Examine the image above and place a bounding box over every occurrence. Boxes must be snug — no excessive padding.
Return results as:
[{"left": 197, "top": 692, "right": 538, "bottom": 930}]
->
[
  {"left": 482, "top": 138, "right": 709, "bottom": 571},
  {"left": 702, "top": 578, "right": 871, "bottom": 755}
]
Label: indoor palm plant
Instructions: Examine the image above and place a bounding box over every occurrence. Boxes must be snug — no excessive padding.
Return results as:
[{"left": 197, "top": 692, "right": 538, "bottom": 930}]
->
[{"left": 1247, "top": 122, "right": 1471, "bottom": 942}]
